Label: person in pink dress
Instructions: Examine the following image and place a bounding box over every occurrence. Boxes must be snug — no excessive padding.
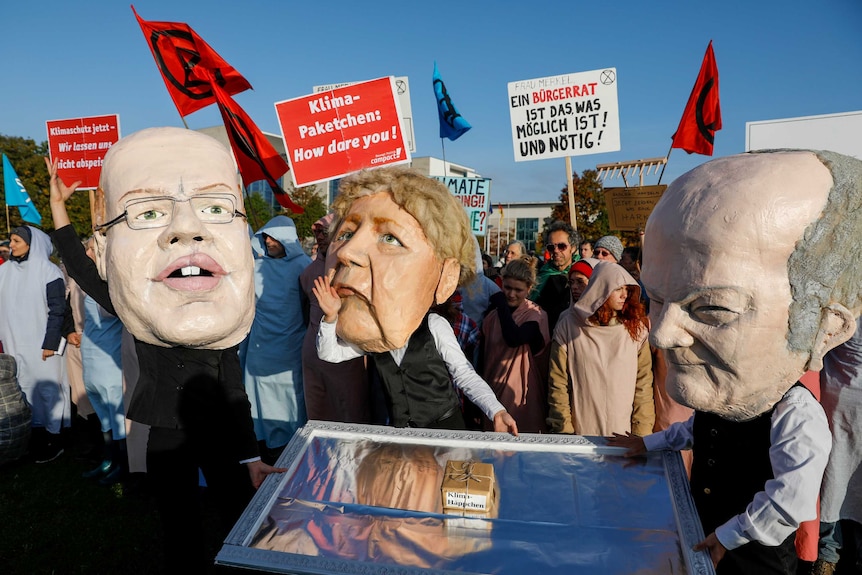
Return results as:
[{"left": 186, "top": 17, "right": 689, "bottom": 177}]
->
[{"left": 481, "top": 258, "right": 550, "bottom": 433}]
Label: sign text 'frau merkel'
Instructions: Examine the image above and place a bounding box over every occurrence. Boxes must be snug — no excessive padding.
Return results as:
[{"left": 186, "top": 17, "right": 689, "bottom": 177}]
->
[
  {"left": 276, "top": 77, "right": 410, "bottom": 187},
  {"left": 46, "top": 114, "right": 121, "bottom": 190},
  {"left": 508, "top": 68, "right": 620, "bottom": 162}
]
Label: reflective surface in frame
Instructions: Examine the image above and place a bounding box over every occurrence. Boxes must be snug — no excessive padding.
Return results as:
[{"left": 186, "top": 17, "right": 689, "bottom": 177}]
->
[{"left": 218, "top": 422, "right": 714, "bottom": 575}]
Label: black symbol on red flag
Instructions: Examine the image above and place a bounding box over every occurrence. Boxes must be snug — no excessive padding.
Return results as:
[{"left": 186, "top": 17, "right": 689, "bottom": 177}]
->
[
  {"left": 671, "top": 41, "right": 721, "bottom": 156},
  {"left": 133, "top": 6, "right": 251, "bottom": 117}
]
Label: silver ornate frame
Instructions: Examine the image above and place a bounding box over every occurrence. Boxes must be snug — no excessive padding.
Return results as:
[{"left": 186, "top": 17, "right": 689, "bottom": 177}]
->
[{"left": 217, "top": 421, "right": 715, "bottom": 574}]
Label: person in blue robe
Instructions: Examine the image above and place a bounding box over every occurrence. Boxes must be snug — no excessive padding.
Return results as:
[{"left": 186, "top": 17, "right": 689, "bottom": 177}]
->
[{"left": 241, "top": 216, "right": 311, "bottom": 462}]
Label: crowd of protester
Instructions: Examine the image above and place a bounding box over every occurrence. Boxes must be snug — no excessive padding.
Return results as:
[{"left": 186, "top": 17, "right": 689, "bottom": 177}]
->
[{"left": 0, "top": 214, "right": 859, "bottom": 575}]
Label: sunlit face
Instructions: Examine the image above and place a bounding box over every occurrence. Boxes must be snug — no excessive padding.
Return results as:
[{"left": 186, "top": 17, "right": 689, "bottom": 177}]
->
[
  {"left": 594, "top": 247, "right": 616, "bottom": 262},
  {"left": 263, "top": 234, "right": 286, "bottom": 259},
  {"left": 642, "top": 152, "right": 833, "bottom": 420},
  {"left": 502, "top": 277, "right": 531, "bottom": 309},
  {"left": 97, "top": 128, "right": 254, "bottom": 349},
  {"left": 504, "top": 243, "right": 523, "bottom": 263},
  {"left": 607, "top": 285, "right": 628, "bottom": 312},
  {"left": 579, "top": 242, "right": 593, "bottom": 259},
  {"left": 568, "top": 270, "right": 590, "bottom": 302},
  {"left": 547, "top": 230, "right": 573, "bottom": 271},
  {"left": 326, "top": 192, "right": 451, "bottom": 353},
  {"left": 9, "top": 235, "right": 28, "bottom": 258}
]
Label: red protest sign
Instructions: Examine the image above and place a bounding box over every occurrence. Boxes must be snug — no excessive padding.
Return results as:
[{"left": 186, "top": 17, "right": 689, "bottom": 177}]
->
[
  {"left": 275, "top": 77, "right": 410, "bottom": 187},
  {"left": 46, "top": 114, "right": 121, "bottom": 190}
]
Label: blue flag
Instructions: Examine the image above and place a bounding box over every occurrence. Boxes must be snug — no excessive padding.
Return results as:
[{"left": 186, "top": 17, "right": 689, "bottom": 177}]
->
[
  {"left": 2, "top": 154, "right": 42, "bottom": 225},
  {"left": 433, "top": 62, "right": 471, "bottom": 141}
]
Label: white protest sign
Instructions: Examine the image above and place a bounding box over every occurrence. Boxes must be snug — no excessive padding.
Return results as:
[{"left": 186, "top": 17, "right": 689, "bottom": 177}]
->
[{"left": 508, "top": 68, "right": 620, "bottom": 161}]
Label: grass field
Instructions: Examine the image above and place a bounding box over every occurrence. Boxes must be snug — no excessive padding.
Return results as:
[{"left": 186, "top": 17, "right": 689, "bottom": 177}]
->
[{"left": 0, "top": 418, "right": 246, "bottom": 575}]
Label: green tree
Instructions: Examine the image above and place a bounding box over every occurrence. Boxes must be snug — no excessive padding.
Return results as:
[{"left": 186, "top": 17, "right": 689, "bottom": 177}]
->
[
  {"left": 243, "top": 184, "right": 326, "bottom": 241},
  {"left": 243, "top": 191, "right": 275, "bottom": 232},
  {"left": 0, "top": 134, "right": 91, "bottom": 237},
  {"left": 549, "top": 169, "right": 609, "bottom": 245},
  {"left": 285, "top": 185, "right": 327, "bottom": 241},
  {"left": 548, "top": 170, "right": 642, "bottom": 247}
]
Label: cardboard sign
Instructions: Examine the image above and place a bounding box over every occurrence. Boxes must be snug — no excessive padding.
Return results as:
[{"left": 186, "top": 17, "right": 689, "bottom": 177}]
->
[
  {"left": 604, "top": 185, "right": 666, "bottom": 231},
  {"left": 46, "top": 114, "right": 121, "bottom": 190},
  {"left": 276, "top": 77, "right": 410, "bottom": 187},
  {"left": 508, "top": 69, "right": 620, "bottom": 162},
  {"left": 441, "top": 461, "right": 497, "bottom": 512},
  {"left": 433, "top": 176, "right": 491, "bottom": 234}
]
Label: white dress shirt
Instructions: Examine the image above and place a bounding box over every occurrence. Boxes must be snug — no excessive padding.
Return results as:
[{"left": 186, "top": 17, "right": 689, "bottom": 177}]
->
[
  {"left": 317, "top": 313, "right": 505, "bottom": 420},
  {"left": 643, "top": 385, "right": 831, "bottom": 550}
]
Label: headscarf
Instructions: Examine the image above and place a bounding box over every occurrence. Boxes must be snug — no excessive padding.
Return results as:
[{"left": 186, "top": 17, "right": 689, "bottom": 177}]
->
[
  {"left": 312, "top": 212, "right": 336, "bottom": 235},
  {"left": 9, "top": 226, "right": 32, "bottom": 263},
  {"left": 573, "top": 261, "right": 639, "bottom": 322}
]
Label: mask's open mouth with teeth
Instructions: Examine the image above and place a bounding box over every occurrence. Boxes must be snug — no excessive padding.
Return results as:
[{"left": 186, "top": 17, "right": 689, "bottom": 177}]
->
[
  {"left": 167, "top": 266, "right": 215, "bottom": 278},
  {"left": 157, "top": 255, "right": 226, "bottom": 291}
]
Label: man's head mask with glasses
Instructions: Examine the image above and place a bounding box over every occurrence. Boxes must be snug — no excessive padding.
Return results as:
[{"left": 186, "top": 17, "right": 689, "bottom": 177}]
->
[
  {"left": 95, "top": 193, "right": 247, "bottom": 233},
  {"left": 85, "top": 126, "right": 255, "bottom": 350}
]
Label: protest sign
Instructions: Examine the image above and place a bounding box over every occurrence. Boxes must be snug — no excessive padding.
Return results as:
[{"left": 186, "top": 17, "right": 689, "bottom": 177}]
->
[
  {"left": 604, "top": 185, "right": 666, "bottom": 231},
  {"left": 46, "top": 114, "right": 121, "bottom": 189},
  {"left": 433, "top": 176, "right": 491, "bottom": 234},
  {"left": 508, "top": 69, "right": 620, "bottom": 162},
  {"left": 313, "top": 76, "right": 415, "bottom": 152},
  {"left": 276, "top": 77, "right": 410, "bottom": 187}
]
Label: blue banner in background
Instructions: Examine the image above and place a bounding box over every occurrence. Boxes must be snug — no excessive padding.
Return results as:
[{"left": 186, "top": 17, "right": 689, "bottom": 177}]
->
[
  {"left": 2, "top": 154, "right": 42, "bottom": 225},
  {"left": 433, "top": 62, "right": 472, "bottom": 141}
]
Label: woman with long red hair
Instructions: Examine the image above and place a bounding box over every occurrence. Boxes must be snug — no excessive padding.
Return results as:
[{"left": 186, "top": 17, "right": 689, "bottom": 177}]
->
[{"left": 547, "top": 261, "right": 654, "bottom": 436}]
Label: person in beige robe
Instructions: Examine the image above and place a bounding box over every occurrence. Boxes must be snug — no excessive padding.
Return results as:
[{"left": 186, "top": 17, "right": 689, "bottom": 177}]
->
[{"left": 547, "top": 261, "right": 654, "bottom": 436}]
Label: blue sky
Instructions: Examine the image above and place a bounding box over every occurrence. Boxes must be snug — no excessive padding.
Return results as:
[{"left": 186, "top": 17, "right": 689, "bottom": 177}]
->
[{"left": 1, "top": 0, "right": 860, "bottom": 203}]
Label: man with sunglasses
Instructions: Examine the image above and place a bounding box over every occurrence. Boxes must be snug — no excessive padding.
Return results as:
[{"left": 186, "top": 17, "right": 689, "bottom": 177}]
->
[
  {"left": 48, "top": 127, "right": 283, "bottom": 573},
  {"left": 529, "top": 220, "right": 579, "bottom": 331}
]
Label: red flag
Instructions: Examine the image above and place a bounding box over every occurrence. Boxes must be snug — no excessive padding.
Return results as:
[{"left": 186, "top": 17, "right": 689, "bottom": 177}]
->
[
  {"left": 209, "top": 79, "right": 303, "bottom": 214},
  {"left": 672, "top": 41, "right": 722, "bottom": 156},
  {"left": 133, "top": 6, "right": 252, "bottom": 117}
]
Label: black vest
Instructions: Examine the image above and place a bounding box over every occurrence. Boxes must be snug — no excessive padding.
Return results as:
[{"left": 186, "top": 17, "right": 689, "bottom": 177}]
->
[
  {"left": 690, "top": 406, "right": 775, "bottom": 535},
  {"left": 372, "top": 316, "right": 461, "bottom": 428}
]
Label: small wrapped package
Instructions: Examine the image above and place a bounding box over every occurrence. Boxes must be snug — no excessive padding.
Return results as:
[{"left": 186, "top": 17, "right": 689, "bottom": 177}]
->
[{"left": 441, "top": 460, "right": 497, "bottom": 513}]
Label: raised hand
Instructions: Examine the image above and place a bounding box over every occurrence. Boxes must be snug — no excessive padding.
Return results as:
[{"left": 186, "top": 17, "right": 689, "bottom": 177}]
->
[
  {"left": 312, "top": 271, "right": 342, "bottom": 323},
  {"left": 44, "top": 157, "right": 82, "bottom": 229},
  {"left": 45, "top": 157, "right": 81, "bottom": 204}
]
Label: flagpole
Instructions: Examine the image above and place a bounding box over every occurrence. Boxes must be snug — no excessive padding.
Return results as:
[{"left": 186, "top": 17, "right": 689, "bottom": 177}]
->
[
  {"left": 5, "top": 205, "right": 9, "bottom": 235},
  {"left": 506, "top": 203, "right": 511, "bottom": 247},
  {"left": 565, "top": 156, "right": 578, "bottom": 233},
  {"left": 498, "top": 205, "right": 503, "bottom": 259},
  {"left": 657, "top": 142, "right": 674, "bottom": 185},
  {"left": 440, "top": 138, "right": 447, "bottom": 175}
]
